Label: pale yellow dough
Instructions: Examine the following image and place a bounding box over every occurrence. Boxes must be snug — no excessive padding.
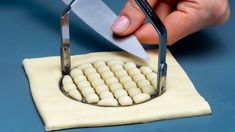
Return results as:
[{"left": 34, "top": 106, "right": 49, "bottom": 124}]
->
[{"left": 23, "top": 49, "right": 211, "bottom": 131}]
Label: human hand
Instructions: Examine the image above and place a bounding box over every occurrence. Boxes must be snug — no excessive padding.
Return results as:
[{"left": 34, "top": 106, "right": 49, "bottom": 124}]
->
[{"left": 112, "top": 0, "right": 230, "bottom": 45}]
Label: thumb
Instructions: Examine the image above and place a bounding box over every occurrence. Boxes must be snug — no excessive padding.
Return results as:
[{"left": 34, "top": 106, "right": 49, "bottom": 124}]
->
[{"left": 112, "top": 0, "right": 158, "bottom": 36}]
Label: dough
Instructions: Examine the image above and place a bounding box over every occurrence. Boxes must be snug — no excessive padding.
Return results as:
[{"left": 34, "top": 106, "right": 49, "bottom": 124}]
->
[
  {"left": 98, "top": 98, "right": 118, "bottom": 107},
  {"left": 62, "top": 75, "right": 73, "bottom": 85},
  {"left": 107, "top": 60, "right": 124, "bottom": 67},
  {"left": 23, "top": 50, "right": 211, "bottom": 131},
  {"left": 110, "top": 64, "right": 123, "bottom": 72},
  {"left": 73, "top": 75, "right": 87, "bottom": 83},
  {"left": 70, "top": 68, "right": 83, "bottom": 77},
  {"left": 81, "top": 87, "right": 95, "bottom": 97},
  {"left": 118, "top": 96, "right": 133, "bottom": 106},
  {"left": 75, "top": 63, "right": 153, "bottom": 104},
  {"left": 124, "top": 62, "right": 136, "bottom": 70},
  {"left": 76, "top": 81, "right": 91, "bottom": 90},
  {"left": 85, "top": 93, "right": 99, "bottom": 103},
  {"left": 83, "top": 67, "right": 97, "bottom": 75},
  {"left": 91, "top": 79, "right": 105, "bottom": 88},
  {"left": 137, "top": 80, "right": 151, "bottom": 89},
  {"left": 128, "top": 68, "right": 141, "bottom": 76},
  {"left": 128, "top": 88, "right": 142, "bottom": 97},
  {"left": 142, "top": 85, "right": 155, "bottom": 95},
  {"left": 114, "top": 89, "right": 128, "bottom": 99},
  {"left": 133, "top": 93, "right": 151, "bottom": 104},
  {"left": 109, "top": 83, "right": 123, "bottom": 92},
  {"left": 146, "top": 72, "right": 157, "bottom": 81},
  {"left": 97, "top": 66, "right": 110, "bottom": 73},
  {"left": 68, "top": 60, "right": 158, "bottom": 106},
  {"left": 105, "top": 77, "right": 119, "bottom": 85},
  {"left": 101, "top": 71, "right": 115, "bottom": 79},
  {"left": 114, "top": 70, "right": 128, "bottom": 78},
  {"left": 140, "top": 66, "right": 152, "bottom": 75},
  {"left": 68, "top": 89, "right": 82, "bottom": 101},
  {"left": 78, "top": 63, "right": 93, "bottom": 70},
  {"left": 150, "top": 79, "right": 157, "bottom": 89},
  {"left": 87, "top": 73, "right": 101, "bottom": 81},
  {"left": 132, "top": 74, "right": 145, "bottom": 82},
  {"left": 99, "top": 91, "right": 114, "bottom": 99},
  {"left": 94, "top": 85, "right": 109, "bottom": 94},
  {"left": 93, "top": 61, "right": 106, "bottom": 68},
  {"left": 123, "top": 81, "right": 137, "bottom": 90},
  {"left": 119, "top": 76, "right": 132, "bottom": 84},
  {"left": 63, "top": 83, "right": 76, "bottom": 93}
]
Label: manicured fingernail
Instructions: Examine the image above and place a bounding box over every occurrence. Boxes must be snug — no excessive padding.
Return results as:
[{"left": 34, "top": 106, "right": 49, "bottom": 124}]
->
[{"left": 112, "top": 16, "right": 130, "bottom": 33}]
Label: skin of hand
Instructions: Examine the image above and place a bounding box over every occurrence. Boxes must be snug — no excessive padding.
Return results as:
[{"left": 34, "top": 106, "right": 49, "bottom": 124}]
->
[{"left": 112, "top": 0, "right": 230, "bottom": 45}]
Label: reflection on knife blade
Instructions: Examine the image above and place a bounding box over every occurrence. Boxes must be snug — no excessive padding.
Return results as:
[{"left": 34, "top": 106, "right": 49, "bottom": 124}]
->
[{"left": 62, "top": 0, "right": 149, "bottom": 60}]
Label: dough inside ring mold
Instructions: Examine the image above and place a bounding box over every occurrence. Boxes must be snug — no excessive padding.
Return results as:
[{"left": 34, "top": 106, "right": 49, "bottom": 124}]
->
[{"left": 60, "top": 60, "right": 164, "bottom": 107}]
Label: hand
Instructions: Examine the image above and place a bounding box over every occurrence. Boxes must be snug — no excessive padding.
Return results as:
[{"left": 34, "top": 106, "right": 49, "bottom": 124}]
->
[{"left": 112, "top": 0, "right": 230, "bottom": 45}]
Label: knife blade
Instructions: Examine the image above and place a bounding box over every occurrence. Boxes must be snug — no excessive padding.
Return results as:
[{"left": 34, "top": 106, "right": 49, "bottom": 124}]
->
[{"left": 62, "top": 0, "right": 149, "bottom": 60}]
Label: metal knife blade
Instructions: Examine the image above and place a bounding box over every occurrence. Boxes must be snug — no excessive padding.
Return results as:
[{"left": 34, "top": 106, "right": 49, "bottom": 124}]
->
[{"left": 62, "top": 0, "right": 149, "bottom": 60}]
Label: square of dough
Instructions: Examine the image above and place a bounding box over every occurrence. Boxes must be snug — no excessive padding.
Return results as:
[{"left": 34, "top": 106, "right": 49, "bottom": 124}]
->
[{"left": 23, "top": 50, "right": 211, "bottom": 131}]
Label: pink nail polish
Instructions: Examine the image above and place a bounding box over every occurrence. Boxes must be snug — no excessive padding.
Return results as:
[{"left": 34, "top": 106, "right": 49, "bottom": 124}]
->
[{"left": 112, "top": 16, "right": 130, "bottom": 33}]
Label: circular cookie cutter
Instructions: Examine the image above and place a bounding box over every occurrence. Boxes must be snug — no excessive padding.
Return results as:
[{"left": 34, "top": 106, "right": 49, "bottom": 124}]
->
[{"left": 59, "top": 60, "right": 160, "bottom": 106}]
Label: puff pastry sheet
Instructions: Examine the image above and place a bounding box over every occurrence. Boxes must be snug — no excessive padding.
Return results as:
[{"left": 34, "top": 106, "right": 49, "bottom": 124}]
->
[{"left": 23, "top": 50, "right": 211, "bottom": 131}]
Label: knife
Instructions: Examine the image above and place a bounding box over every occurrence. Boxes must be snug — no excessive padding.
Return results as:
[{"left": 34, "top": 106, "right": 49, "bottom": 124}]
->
[{"left": 62, "top": 0, "right": 149, "bottom": 60}]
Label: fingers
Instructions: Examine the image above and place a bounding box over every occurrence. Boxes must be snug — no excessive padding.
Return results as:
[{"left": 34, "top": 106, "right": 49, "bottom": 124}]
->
[
  {"left": 212, "top": 0, "right": 231, "bottom": 25},
  {"left": 136, "top": 10, "right": 203, "bottom": 45},
  {"left": 154, "top": 2, "right": 173, "bottom": 20},
  {"left": 135, "top": 23, "right": 159, "bottom": 44},
  {"left": 112, "top": 0, "right": 158, "bottom": 36},
  {"left": 164, "top": 11, "right": 203, "bottom": 45},
  {"left": 135, "top": 2, "right": 172, "bottom": 44},
  {"left": 114, "top": 0, "right": 230, "bottom": 45}
]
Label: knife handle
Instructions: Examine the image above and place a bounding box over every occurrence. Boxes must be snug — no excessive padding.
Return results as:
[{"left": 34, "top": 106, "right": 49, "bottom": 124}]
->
[{"left": 135, "top": 0, "right": 167, "bottom": 96}]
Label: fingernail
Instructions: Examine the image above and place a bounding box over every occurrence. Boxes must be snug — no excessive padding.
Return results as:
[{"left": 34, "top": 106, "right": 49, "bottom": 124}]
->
[{"left": 112, "top": 16, "right": 130, "bottom": 33}]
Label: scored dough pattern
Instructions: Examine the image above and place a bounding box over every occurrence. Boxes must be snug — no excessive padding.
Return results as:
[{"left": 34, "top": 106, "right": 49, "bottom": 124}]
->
[{"left": 62, "top": 60, "right": 158, "bottom": 106}]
